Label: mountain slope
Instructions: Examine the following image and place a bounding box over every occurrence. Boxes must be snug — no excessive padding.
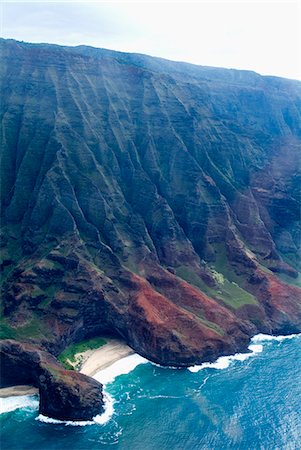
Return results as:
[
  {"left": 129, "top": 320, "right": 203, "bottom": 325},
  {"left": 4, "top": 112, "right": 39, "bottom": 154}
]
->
[{"left": 1, "top": 39, "right": 301, "bottom": 371}]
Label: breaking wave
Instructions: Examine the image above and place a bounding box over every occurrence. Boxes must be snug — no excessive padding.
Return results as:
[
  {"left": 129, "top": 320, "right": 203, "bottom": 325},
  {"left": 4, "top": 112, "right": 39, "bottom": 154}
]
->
[
  {"left": 1, "top": 334, "right": 299, "bottom": 427},
  {"left": 188, "top": 343, "right": 263, "bottom": 373},
  {"left": 188, "top": 333, "right": 300, "bottom": 373},
  {"left": 93, "top": 354, "right": 148, "bottom": 386},
  {"left": 36, "top": 392, "right": 114, "bottom": 427},
  {"left": 251, "top": 333, "right": 300, "bottom": 343},
  {"left": 0, "top": 395, "right": 39, "bottom": 414}
]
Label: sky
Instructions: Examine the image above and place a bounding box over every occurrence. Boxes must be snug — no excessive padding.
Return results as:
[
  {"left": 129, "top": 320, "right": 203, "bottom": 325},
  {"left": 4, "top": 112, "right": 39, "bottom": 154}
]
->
[{"left": 0, "top": 0, "right": 300, "bottom": 80}]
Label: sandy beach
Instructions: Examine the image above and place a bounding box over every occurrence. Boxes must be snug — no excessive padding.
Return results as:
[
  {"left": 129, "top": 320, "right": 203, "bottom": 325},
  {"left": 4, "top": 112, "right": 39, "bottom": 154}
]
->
[
  {"left": 0, "top": 385, "right": 39, "bottom": 398},
  {"left": 0, "top": 338, "right": 134, "bottom": 398},
  {"left": 79, "top": 338, "right": 134, "bottom": 377}
]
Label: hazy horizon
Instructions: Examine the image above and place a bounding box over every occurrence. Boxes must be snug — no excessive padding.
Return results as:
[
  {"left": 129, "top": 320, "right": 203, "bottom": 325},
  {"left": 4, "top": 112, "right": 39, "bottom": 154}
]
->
[{"left": 1, "top": 1, "right": 300, "bottom": 80}]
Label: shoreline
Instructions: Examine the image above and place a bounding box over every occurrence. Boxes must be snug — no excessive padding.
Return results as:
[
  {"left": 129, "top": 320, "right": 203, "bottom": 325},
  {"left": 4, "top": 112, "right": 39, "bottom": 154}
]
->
[
  {"left": 79, "top": 338, "right": 135, "bottom": 377},
  {"left": 0, "top": 386, "right": 39, "bottom": 398},
  {"left": 1, "top": 333, "right": 300, "bottom": 399},
  {"left": 0, "top": 338, "right": 134, "bottom": 398}
]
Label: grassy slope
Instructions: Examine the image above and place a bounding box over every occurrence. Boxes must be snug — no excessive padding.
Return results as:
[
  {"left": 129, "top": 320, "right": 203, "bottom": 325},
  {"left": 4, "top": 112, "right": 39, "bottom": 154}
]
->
[
  {"left": 176, "top": 243, "right": 257, "bottom": 311},
  {"left": 58, "top": 337, "right": 107, "bottom": 370}
]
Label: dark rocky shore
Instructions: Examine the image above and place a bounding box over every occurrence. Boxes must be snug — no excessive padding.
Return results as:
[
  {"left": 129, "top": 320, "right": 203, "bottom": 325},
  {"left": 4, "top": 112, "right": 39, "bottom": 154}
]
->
[{"left": 0, "top": 340, "right": 104, "bottom": 420}]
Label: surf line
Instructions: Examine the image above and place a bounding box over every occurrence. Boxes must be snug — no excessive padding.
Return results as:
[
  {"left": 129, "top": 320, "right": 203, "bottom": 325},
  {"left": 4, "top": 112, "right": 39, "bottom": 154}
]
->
[
  {"left": 35, "top": 354, "right": 149, "bottom": 426},
  {"left": 188, "top": 332, "right": 300, "bottom": 373},
  {"left": 1, "top": 334, "right": 300, "bottom": 422}
]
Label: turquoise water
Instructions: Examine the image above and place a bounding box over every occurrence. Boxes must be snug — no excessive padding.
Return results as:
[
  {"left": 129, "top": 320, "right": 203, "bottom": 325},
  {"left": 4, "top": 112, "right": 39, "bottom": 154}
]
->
[{"left": 1, "top": 334, "right": 300, "bottom": 450}]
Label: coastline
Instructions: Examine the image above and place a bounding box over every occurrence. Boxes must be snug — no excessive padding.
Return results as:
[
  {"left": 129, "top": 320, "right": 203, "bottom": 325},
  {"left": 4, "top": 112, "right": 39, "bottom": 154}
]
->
[
  {"left": 79, "top": 338, "right": 135, "bottom": 377},
  {"left": 1, "top": 333, "right": 300, "bottom": 446},
  {"left": 0, "top": 338, "right": 134, "bottom": 398},
  {"left": 0, "top": 385, "right": 39, "bottom": 398},
  {"left": 1, "top": 333, "right": 300, "bottom": 399}
]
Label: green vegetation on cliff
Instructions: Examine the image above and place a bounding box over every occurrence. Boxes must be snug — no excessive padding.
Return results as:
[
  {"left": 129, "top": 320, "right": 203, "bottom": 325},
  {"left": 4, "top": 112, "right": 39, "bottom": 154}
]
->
[
  {"left": 0, "top": 38, "right": 300, "bottom": 367},
  {"left": 58, "top": 337, "right": 107, "bottom": 370},
  {"left": 0, "top": 316, "right": 52, "bottom": 340}
]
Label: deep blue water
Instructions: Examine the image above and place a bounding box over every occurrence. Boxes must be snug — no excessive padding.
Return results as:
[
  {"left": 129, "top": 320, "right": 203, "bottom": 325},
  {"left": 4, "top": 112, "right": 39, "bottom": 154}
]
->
[{"left": 1, "top": 334, "right": 300, "bottom": 450}]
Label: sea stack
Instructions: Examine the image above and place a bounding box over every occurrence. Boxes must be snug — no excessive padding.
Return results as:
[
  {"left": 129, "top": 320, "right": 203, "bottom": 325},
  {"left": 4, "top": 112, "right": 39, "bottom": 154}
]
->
[{"left": 0, "top": 340, "right": 104, "bottom": 421}]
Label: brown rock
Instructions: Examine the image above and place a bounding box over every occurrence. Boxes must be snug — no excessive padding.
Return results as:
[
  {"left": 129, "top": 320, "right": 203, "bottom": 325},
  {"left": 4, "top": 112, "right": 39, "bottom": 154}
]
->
[{"left": 0, "top": 340, "right": 104, "bottom": 421}]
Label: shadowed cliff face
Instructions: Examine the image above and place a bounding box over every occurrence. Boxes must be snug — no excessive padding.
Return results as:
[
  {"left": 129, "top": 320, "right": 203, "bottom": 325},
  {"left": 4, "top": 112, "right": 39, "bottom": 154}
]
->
[
  {"left": 1, "top": 39, "right": 301, "bottom": 368},
  {"left": 0, "top": 340, "right": 104, "bottom": 420}
]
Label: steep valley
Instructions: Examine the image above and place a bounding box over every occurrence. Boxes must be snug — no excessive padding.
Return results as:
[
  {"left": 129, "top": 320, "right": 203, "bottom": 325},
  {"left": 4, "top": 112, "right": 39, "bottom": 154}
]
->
[{"left": 0, "top": 38, "right": 300, "bottom": 419}]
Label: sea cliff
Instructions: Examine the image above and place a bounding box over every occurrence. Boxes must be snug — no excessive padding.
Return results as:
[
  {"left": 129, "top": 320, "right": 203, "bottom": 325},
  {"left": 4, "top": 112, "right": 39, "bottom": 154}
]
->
[{"left": 1, "top": 39, "right": 300, "bottom": 419}]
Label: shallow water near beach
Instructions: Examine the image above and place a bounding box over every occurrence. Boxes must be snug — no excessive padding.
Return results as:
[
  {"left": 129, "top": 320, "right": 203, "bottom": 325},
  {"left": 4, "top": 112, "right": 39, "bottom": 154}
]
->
[{"left": 1, "top": 334, "right": 300, "bottom": 450}]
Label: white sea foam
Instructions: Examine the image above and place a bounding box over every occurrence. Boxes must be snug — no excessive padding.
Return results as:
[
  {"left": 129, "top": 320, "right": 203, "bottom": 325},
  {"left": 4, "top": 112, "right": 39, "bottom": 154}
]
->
[
  {"left": 1, "top": 353, "right": 147, "bottom": 425},
  {"left": 36, "top": 392, "right": 114, "bottom": 427},
  {"left": 188, "top": 342, "right": 263, "bottom": 373},
  {"left": 2, "top": 333, "right": 299, "bottom": 421},
  {"left": 36, "top": 414, "right": 95, "bottom": 426},
  {"left": 251, "top": 333, "right": 300, "bottom": 343},
  {"left": 0, "top": 395, "right": 39, "bottom": 414},
  {"left": 188, "top": 332, "right": 301, "bottom": 373},
  {"left": 248, "top": 344, "right": 264, "bottom": 354},
  {"left": 93, "top": 393, "right": 114, "bottom": 425},
  {"left": 93, "top": 353, "right": 148, "bottom": 386}
]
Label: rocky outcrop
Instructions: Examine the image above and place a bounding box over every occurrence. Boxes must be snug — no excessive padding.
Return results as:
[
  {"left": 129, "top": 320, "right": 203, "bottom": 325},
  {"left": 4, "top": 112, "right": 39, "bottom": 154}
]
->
[
  {"left": 0, "top": 39, "right": 300, "bottom": 391},
  {"left": 0, "top": 340, "right": 104, "bottom": 421}
]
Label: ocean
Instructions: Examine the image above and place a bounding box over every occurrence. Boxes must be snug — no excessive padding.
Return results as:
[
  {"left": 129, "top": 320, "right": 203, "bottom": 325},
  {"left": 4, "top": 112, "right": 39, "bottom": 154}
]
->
[{"left": 1, "top": 334, "right": 300, "bottom": 450}]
